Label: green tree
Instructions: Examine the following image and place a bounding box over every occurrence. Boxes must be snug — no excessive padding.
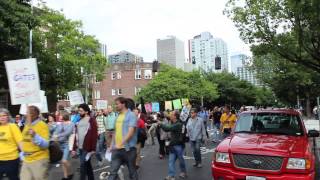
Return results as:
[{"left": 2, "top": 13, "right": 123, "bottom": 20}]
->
[
  {"left": 32, "top": 6, "right": 107, "bottom": 109},
  {"left": 225, "top": 0, "right": 320, "bottom": 73},
  {"left": 0, "top": 0, "right": 37, "bottom": 87},
  {"left": 252, "top": 53, "right": 320, "bottom": 116},
  {"left": 205, "top": 72, "right": 277, "bottom": 107},
  {"left": 136, "top": 64, "right": 219, "bottom": 107}
]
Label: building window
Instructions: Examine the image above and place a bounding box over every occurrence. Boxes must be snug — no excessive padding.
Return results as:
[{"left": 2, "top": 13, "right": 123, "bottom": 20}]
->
[
  {"left": 95, "top": 90, "right": 100, "bottom": 99},
  {"left": 135, "top": 87, "right": 142, "bottom": 95},
  {"left": 111, "top": 72, "right": 121, "bottom": 80},
  {"left": 135, "top": 69, "right": 141, "bottom": 79},
  {"left": 144, "top": 69, "right": 152, "bottom": 79},
  {"left": 111, "top": 89, "right": 116, "bottom": 96},
  {"left": 118, "top": 89, "right": 122, "bottom": 95}
]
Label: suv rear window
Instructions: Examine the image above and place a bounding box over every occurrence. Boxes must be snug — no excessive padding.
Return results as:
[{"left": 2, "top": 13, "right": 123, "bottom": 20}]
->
[{"left": 234, "top": 113, "right": 304, "bottom": 136}]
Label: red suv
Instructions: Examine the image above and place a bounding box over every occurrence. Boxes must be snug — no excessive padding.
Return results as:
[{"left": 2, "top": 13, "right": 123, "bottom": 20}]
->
[{"left": 212, "top": 109, "right": 319, "bottom": 180}]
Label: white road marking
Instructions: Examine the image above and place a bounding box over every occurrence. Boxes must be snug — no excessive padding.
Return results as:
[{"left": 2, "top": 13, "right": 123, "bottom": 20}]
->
[{"left": 94, "top": 166, "right": 110, "bottom": 172}]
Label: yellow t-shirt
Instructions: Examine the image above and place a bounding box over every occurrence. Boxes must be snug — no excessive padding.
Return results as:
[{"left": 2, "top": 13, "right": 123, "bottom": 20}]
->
[
  {"left": 0, "top": 123, "right": 23, "bottom": 161},
  {"left": 22, "top": 120, "right": 49, "bottom": 163},
  {"left": 220, "top": 113, "right": 237, "bottom": 130},
  {"left": 115, "top": 113, "right": 125, "bottom": 149}
]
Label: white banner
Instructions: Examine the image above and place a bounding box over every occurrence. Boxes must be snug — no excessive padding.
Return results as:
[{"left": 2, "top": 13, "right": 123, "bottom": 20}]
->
[
  {"left": 19, "top": 90, "right": 48, "bottom": 114},
  {"left": 96, "top": 100, "right": 108, "bottom": 110},
  {"left": 5, "top": 58, "right": 41, "bottom": 105},
  {"left": 68, "top": 90, "right": 84, "bottom": 106}
]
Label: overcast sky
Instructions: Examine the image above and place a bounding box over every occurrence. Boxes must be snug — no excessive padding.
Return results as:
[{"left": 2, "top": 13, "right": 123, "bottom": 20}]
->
[{"left": 44, "top": 0, "right": 250, "bottom": 61}]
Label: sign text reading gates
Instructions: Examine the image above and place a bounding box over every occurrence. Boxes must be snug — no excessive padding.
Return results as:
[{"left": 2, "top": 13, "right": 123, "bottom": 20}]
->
[{"left": 5, "top": 58, "right": 41, "bottom": 105}]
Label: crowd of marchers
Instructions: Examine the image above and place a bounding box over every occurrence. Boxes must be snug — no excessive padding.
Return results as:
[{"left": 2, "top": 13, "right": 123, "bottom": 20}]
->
[{"left": 0, "top": 97, "right": 250, "bottom": 180}]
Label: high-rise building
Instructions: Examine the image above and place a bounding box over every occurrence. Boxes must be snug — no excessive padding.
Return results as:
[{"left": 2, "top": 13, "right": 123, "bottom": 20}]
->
[
  {"left": 230, "top": 54, "right": 247, "bottom": 74},
  {"left": 188, "top": 32, "right": 228, "bottom": 72},
  {"left": 99, "top": 43, "right": 108, "bottom": 59},
  {"left": 157, "top": 36, "right": 185, "bottom": 69},
  {"left": 231, "top": 53, "right": 261, "bottom": 86},
  {"left": 236, "top": 66, "right": 261, "bottom": 86},
  {"left": 108, "top": 50, "right": 143, "bottom": 64}
]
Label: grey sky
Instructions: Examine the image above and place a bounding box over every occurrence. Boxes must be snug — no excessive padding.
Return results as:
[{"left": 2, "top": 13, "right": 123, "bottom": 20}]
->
[{"left": 44, "top": 0, "right": 250, "bottom": 61}]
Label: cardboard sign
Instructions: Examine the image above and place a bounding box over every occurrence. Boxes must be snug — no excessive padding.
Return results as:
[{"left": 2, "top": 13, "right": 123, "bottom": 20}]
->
[
  {"left": 68, "top": 90, "right": 84, "bottom": 106},
  {"left": 145, "top": 103, "right": 152, "bottom": 112},
  {"left": 152, "top": 102, "right": 160, "bottom": 112},
  {"left": 180, "top": 105, "right": 191, "bottom": 122},
  {"left": 19, "top": 90, "right": 48, "bottom": 114},
  {"left": 173, "top": 99, "right": 182, "bottom": 110},
  {"left": 181, "top": 98, "right": 190, "bottom": 106},
  {"left": 96, "top": 100, "right": 108, "bottom": 110},
  {"left": 165, "top": 101, "right": 172, "bottom": 111},
  {"left": 5, "top": 58, "right": 41, "bottom": 105}
]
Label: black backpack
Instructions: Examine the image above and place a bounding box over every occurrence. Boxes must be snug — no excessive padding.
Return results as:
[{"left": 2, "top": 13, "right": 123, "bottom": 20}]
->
[{"left": 49, "top": 141, "right": 63, "bottom": 164}]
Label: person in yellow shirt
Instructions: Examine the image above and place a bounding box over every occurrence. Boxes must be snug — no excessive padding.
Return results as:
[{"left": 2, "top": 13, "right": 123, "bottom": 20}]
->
[
  {"left": 20, "top": 106, "right": 50, "bottom": 180},
  {"left": 0, "top": 108, "right": 23, "bottom": 180},
  {"left": 220, "top": 105, "right": 237, "bottom": 138}
]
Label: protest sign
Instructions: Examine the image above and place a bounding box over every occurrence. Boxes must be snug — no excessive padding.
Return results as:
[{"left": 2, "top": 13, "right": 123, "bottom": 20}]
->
[
  {"left": 145, "top": 103, "right": 152, "bottom": 112},
  {"left": 68, "top": 90, "right": 84, "bottom": 106},
  {"left": 165, "top": 101, "right": 173, "bottom": 111},
  {"left": 173, "top": 99, "right": 182, "bottom": 110},
  {"left": 96, "top": 100, "right": 108, "bottom": 110},
  {"left": 180, "top": 105, "right": 191, "bottom": 122},
  {"left": 181, "top": 98, "right": 190, "bottom": 106},
  {"left": 152, "top": 102, "right": 160, "bottom": 112},
  {"left": 19, "top": 90, "right": 48, "bottom": 114},
  {"left": 5, "top": 58, "right": 41, "bottom": 105}
]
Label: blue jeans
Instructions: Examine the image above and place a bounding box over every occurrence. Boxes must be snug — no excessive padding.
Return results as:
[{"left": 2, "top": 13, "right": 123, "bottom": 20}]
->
[
  {"left": 96, "top": 133, "right": 106, "bottom": 162},
  {"left": 79, "top": 149, "right": 94, "bottom": 180},
  {"left": 190, "top": 140, "right": 201, "bottom": 164},
  {"left": 168, "top": 145, "right": 186, "bottom": 177}
]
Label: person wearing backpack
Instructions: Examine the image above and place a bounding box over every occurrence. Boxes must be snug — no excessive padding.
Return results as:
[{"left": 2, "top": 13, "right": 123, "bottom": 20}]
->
[
  {"left": 134, "top": 109, "right": 147, "bottom": 169},
  {"left": 20, "top": 106, "right": 50, "bottom": 180},
  {"left": 0, "top": 108, "right": 23, "bottom": 180},
  {"left": 186, "top": 108, "right": 207, "bottom": 168},
  {"left": 158, "top": 110, "right": 187, "bottom": 180}
]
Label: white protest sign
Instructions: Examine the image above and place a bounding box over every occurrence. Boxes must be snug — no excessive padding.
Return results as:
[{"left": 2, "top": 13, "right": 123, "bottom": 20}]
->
[
  {"left": 19, "top": 90, "right": 48, "bottom": 114},
  {"left": 68, "top": 90, "right": 84, "bottom": 106},
  {"left": 96, "top": 100, "right": 108, "bottom": 110},
  {"left": 5, "top": 58, "right": 41, "bottom": 105}
]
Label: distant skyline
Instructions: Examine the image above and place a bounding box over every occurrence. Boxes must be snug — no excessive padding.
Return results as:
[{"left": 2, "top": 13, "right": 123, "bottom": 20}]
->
[{"left": 44, "top": 0, "right": 250, "bottom": 61}]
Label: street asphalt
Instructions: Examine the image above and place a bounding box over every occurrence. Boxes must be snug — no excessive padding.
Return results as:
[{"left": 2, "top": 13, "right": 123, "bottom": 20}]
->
[
  {"left": 4, "top": 123, "right": 318, "bottom": 180},
  {"left": 49, "top": 130, "right": 217, "bottom": 180}
]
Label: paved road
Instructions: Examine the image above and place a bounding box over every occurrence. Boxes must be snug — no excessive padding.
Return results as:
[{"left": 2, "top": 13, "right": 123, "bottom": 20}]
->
[
  {"left": 46, "top": 122, "right": 320, "bottom": 180},
  {"left": 49, "top": 131, "right": 217, "bottom": 180}
]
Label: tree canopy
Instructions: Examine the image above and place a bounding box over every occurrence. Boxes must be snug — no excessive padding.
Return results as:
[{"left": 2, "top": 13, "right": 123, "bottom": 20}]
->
[
  {"left": 205, "top": 72, "right": 275, "bottom": 108},
  {"left": 136, "top": 64, "right": 219, "bottom": 107},
  {"left": 136, "top": 65, "right": 276, "bottom": 109},
  {"left": 0, "top": 1, "right": 107, "bottom": 110},
  {"left": 225, "top": 0, "right": 320, "bottom": 73}
]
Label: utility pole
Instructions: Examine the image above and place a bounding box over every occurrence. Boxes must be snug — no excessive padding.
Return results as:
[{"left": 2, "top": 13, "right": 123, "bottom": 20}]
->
[
  {"left": 317, "top": 97, "right": 320, "bottom": 130},
  {"left": 29, "top": 0, "right": 33, "bottom": 58}
]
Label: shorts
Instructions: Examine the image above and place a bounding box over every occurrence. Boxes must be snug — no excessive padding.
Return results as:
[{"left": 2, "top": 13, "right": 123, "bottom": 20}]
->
[{"left": 59, "top": 142, "right": 70, "bottom": 161}]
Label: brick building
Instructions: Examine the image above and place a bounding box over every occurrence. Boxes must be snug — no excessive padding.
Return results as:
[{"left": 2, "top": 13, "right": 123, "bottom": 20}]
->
[{"left": 92, "top": 62, "right": 156, "bottom": 107}]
